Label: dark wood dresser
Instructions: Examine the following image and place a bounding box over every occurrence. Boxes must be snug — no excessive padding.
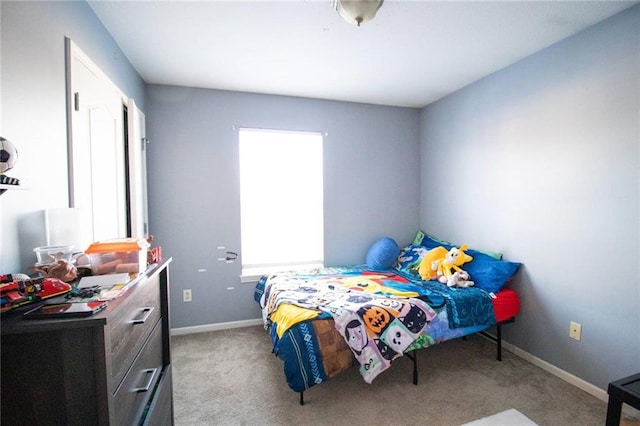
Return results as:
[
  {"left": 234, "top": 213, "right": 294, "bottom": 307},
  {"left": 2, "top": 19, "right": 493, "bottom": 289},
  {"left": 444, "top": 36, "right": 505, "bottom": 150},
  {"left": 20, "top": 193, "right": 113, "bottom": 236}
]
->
[{"left": 1, "top": 258, "right": 173, "bottom": 425}]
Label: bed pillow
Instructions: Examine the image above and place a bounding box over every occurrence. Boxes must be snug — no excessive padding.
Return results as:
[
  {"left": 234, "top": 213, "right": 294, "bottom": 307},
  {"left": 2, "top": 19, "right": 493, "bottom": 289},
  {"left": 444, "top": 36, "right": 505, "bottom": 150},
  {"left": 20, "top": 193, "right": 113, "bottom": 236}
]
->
[
  {"left": 412, "top": 230, "right": 519, "bottom": 291},
  {"left": 413, "top": 230, "right": 503, "bottom": 260},
  {"left": 394, "top": 244, "right": 429, "bottom": 276},
  {"left": 413, "top": 230, "right": 453, "bottom": 248},
  {"left": 463, "top": 250, "right": 521, "bottom": 294},
  {"left": 366, "top": 237, "right": 400, "bottom": 270}
]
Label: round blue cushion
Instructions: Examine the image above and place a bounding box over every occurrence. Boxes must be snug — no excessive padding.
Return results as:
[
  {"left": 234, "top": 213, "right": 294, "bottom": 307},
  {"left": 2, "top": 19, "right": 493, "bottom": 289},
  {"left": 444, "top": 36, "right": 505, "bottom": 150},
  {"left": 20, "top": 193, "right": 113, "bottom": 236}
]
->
[{"left": 366, "top": 237, "right": 400, "bottom": 270}]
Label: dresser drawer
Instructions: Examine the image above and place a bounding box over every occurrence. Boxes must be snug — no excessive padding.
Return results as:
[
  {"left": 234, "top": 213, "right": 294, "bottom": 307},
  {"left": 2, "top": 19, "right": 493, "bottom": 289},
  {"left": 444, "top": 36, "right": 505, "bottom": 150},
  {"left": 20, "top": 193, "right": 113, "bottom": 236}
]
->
[
  {"left": 108, "top": 273, "right": 161, "bottom": 391},
  {"left": 141, "top": 364, "right": 173, "bottom": 426},
  {"left": 113, "top": 321, "right": 163, "bottom": 426}
]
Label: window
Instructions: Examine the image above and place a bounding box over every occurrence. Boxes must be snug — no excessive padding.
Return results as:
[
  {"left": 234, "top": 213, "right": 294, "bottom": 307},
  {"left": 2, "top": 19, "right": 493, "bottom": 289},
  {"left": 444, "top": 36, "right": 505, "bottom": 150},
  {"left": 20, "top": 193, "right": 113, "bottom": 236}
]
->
[{"left": 239, "top": 128, "right": 324, "bottom": 280}]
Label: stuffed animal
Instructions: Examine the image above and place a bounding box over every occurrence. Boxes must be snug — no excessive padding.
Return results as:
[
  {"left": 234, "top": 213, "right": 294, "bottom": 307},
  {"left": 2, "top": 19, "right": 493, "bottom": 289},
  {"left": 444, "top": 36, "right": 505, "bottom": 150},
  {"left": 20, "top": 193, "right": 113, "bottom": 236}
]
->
[
  {"left": 446, "top": 270, "right": 475, "bottom": 288},
  {"left": 418, "top": 246, "right": 448, "bottom": 281},
  {"left": 437, "top": 244, "right": 473, "bottom": 284}
]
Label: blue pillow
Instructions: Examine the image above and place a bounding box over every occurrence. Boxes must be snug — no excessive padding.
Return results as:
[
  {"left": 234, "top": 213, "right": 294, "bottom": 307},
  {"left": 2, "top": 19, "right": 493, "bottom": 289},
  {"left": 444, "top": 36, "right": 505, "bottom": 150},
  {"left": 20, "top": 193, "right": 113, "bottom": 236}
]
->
[
  {"left": 366, "top": 237, "right": 400, "bottom": 270},
  {"left": 464, "top": 250, "right": 521, "bottom": 293}
]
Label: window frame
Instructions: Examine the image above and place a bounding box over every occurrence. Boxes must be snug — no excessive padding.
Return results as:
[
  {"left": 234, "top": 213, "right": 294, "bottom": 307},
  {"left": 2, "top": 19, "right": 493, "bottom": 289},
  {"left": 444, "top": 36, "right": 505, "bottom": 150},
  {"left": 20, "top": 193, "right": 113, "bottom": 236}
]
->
[{"left": 238, "top": 127, "right": 324, "bottom": 281}]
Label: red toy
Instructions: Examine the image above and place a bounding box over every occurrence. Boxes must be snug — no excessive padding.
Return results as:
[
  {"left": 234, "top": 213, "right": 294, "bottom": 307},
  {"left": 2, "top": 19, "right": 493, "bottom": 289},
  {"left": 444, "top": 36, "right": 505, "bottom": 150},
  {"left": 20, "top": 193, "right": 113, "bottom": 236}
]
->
[{"left": 0, "top": 275, "right": 72, "bottom": 313}]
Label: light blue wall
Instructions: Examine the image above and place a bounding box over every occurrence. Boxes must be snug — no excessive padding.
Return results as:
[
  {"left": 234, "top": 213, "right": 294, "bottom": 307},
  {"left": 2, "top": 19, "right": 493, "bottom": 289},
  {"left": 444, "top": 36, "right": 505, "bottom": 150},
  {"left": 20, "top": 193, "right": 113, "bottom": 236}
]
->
[
  {"left": 3, "top": 0, "right": 638, "bottom": 396},
  {"left": 419, "top": 6, "right": 640, "bottom": 389},
  {"left": 145, "top": 85, "right": 421, "bottom": 328},
  {"left": 0, "top": 1, "right": 145, "bottom": 271}
]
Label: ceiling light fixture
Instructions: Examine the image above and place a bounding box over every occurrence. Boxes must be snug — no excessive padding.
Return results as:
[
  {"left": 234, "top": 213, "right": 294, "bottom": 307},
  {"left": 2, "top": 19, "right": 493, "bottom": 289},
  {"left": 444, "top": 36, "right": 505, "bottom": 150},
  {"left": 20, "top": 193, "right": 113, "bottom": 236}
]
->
[{"left": 333, "top": 0, "right": 384, "bottom": 27}]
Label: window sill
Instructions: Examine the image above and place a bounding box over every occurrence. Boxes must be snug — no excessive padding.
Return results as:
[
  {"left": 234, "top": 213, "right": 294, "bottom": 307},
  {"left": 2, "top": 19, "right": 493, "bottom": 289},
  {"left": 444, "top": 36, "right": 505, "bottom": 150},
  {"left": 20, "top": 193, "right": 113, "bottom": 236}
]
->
[
  {"left": 240, "top": 263, "right": 323, "bottom": 284},
  {"left": 240, "top": 274, "right": 263, "bottom": 284}
]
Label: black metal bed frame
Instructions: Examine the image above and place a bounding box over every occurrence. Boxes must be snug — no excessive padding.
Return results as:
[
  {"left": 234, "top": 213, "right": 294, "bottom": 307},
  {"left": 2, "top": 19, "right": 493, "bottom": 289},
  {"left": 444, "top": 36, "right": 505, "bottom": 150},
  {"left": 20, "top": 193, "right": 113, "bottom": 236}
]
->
[
  {"left": 297, "top": 317, "right": 516, "bottom": 405},
  {"left": 478, "top": 317, "right": 516, "bottom": 362}
]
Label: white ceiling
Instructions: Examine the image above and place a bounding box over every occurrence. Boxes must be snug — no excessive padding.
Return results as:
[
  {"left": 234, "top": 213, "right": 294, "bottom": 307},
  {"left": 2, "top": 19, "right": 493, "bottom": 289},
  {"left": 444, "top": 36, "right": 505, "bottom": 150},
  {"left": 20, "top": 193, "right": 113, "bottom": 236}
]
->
[{"left": 88, "top": 0, "right": 637, "bottom": 108}]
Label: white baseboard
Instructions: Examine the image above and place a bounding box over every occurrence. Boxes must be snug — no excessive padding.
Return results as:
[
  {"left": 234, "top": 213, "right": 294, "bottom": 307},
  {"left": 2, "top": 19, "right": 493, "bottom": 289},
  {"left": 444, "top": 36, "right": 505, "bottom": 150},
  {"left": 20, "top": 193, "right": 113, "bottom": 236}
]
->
[
  {"left": 171, "top": 318, "right": 262, "bottom": 336},
  {"left": 501, "top": 340, "right": 640, "bottom": 419},
  {"left": 500, "top": 340, "right": 607, "bottom": 401}
]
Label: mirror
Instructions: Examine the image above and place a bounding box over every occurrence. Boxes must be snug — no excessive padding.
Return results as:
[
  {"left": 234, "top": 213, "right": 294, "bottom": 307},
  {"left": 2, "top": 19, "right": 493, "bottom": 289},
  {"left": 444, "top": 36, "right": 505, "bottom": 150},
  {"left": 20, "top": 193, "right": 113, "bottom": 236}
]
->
[{"left": 66, "top": 39, "right": 147, "bottom": 250}]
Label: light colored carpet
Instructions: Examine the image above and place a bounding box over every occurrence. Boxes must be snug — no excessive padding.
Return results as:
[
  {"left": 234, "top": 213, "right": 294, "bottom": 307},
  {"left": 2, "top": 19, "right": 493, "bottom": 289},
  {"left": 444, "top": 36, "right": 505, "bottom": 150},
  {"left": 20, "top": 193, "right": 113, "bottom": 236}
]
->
[
  {"left": 171, "top": 325, "right": 609, "bottom": 425},
  {"left": 462, "top": 408, "right": 538, "bottom": 425}
]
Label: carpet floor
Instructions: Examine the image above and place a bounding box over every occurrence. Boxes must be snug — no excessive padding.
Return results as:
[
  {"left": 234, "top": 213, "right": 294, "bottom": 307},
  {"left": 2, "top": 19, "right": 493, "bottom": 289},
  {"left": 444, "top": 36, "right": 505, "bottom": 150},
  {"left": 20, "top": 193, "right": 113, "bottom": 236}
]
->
[{"left": 171, "top": 325, "right": 608, "bottom": 425}]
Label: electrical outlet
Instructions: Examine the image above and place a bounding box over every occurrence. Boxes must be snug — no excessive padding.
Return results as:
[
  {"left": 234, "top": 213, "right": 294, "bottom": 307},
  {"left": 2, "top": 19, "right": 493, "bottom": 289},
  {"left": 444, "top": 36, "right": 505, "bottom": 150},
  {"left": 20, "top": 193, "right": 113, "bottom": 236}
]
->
[
  {"left": 569, "top": 321, "right": 582, "bottom": 341},
  {"left": 183, "top": 289, "right": 192, "bottom": 303}
]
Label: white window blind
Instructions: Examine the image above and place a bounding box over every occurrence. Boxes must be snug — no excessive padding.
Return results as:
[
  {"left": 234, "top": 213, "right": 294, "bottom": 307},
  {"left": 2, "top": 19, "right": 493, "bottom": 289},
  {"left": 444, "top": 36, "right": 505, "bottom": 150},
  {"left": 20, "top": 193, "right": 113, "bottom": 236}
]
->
[{"left": 239, "top": 128, "right": 324, "bottom": 279}]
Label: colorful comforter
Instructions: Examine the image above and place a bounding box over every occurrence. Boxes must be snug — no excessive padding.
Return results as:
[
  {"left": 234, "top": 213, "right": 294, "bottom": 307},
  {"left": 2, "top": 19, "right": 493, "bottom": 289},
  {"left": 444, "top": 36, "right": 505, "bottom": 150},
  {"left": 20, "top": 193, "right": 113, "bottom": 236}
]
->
[{"left": 256, "top": 266, "right": 497, "bottom": 391}]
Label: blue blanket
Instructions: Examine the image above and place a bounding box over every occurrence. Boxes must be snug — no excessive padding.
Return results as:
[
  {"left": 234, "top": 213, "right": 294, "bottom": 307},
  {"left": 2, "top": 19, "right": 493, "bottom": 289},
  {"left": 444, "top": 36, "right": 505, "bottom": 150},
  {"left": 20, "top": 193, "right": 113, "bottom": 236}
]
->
[{"left": 398, "top": 271, "right": 496, "bottom": 328}]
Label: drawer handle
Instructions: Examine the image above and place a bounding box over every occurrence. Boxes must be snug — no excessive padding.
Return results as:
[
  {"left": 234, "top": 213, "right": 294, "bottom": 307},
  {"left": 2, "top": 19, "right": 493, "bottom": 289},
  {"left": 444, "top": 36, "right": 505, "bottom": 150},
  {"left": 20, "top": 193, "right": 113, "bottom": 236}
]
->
[
  {"left": 132, "top": 307, "right": 155, "bottom": 324},
  {"left": 133, "top": 368, "right": 158, "bottom": 393}
]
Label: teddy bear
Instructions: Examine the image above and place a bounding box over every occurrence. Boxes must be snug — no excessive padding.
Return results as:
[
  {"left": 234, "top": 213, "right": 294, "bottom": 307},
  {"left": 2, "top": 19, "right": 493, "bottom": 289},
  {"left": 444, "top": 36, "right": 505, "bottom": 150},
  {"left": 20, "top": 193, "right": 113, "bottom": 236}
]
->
[{"left": 446, "top": 270, "right": 475, "bottom": 288}]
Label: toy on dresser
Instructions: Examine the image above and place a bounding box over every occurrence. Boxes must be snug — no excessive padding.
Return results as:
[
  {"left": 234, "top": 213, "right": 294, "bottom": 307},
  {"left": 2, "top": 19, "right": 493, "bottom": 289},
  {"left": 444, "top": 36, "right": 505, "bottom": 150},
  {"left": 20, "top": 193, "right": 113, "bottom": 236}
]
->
[{"left": 0, "top": 274, "right": 72, "bottom": 313}]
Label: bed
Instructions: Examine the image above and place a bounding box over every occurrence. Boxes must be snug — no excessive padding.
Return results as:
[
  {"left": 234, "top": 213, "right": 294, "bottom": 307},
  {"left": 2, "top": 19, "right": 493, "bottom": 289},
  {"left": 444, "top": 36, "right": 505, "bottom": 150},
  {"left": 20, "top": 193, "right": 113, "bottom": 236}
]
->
[{"left": 254, "top": 232, "right": 521, "bottom": 404}]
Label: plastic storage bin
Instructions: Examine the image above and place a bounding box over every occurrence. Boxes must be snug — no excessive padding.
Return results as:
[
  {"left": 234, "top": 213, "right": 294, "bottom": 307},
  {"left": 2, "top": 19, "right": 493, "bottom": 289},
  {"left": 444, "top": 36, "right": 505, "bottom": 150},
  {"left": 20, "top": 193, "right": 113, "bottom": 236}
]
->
[
  {"left": 33, "top": 245, "right": 74, "bottom": 265},
  {"left": 85, "top": 238, "right": 149, "bottom": 274}
]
